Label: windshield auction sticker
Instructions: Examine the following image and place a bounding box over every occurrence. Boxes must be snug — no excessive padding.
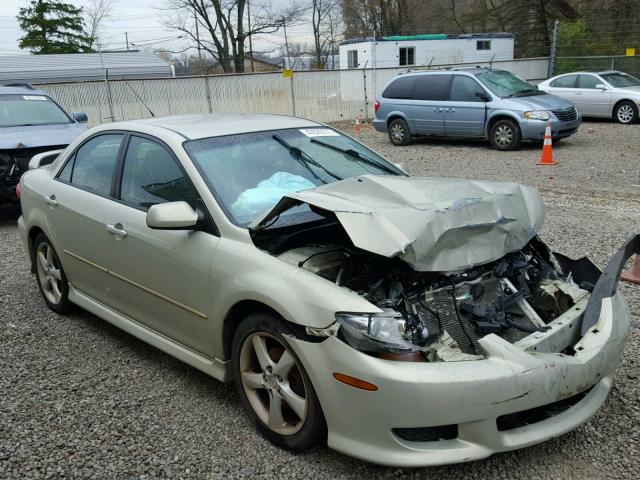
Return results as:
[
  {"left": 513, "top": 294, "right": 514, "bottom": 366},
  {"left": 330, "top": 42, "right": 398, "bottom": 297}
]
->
[
  {"left": 299, "top": 128, "right": 340, "bottom": 137},
  {"left": 23, "top": 95, "right": 48, "bottom": 101}
]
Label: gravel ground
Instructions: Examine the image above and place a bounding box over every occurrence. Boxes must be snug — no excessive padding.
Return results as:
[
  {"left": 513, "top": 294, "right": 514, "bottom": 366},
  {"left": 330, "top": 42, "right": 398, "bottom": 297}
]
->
[{"left": 1, "top": 121, "right": 639, "bottom": 479}]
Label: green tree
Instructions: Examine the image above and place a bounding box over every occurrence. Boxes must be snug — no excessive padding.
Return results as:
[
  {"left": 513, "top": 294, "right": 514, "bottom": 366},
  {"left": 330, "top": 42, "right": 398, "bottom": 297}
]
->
[{"left": 18, "top": 0, "right": 92, "bottom": 54}]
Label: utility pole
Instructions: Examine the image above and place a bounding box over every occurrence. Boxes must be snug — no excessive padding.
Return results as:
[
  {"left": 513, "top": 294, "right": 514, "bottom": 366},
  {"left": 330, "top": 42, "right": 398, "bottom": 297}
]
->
[
  {"left": 125, "top": 32, "right": 130, "bottom": 51},
  {"left": 194, "top": 6, "right": 203, "bottom": 72},
  {"left": 549, "top": 19, "right": 559, "bottom": 77},
  {"left": 247, "top": 0, "right": 255, "bottom": 72},
  {"left": 282, "top": 20, "right": 291, "bottom": 69}
]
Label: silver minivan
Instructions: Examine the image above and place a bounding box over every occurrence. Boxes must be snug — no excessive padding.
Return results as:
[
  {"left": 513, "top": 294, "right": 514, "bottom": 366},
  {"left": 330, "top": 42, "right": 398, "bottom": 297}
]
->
[{"left": 373, "top": 68, "right": 581, "bottom": 150}]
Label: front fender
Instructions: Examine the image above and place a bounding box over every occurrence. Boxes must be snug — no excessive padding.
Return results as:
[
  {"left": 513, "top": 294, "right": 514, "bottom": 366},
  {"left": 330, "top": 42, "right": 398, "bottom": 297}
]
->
[{"left": 209, "top": 238, "right": 380, "bottom": 356}]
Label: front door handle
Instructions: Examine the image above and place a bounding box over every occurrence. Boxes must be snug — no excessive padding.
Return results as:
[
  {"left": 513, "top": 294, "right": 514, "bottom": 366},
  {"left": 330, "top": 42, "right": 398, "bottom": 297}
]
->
[
  {"left": 106, "top": 223, "right": 127, "bottom": 238},
  {"left": 44, "top": 194, "right": 58, "bottom": 207},
  {"left": 445, "top": 108, "right": 455, "bottom": 113}
]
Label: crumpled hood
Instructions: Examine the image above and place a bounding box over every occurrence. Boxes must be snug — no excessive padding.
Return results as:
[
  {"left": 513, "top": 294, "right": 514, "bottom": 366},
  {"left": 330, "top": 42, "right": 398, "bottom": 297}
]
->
[
  {"left": 0, "top": 123, "right": 86, "bottom": 149},
  {"left": 252, "top": 175, "right": 545, "bottom": 272}
]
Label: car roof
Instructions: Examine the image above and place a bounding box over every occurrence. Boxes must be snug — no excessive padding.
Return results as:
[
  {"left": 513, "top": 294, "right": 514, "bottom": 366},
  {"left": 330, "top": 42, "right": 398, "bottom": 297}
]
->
[
  {"left": 398, "top": 67, "right": 496, "bottom": 78},
  {"left": 106, "top": 113, "right": 323, "bottom": 140},
  {"left": 0, "top": 84, "right": 48, "bottom": 96}
]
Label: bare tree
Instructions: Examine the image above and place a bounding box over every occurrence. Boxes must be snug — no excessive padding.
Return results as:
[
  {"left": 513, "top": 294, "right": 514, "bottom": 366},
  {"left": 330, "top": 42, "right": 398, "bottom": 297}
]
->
[
  {"left": 310, "top": 0, "right": 340, "bottom": 69},
  {"left": 85, "top": 0, "right": 115, "bottom": 50},
  {"left": 164, "top": 0, "right": 305, "bottom": 73}
]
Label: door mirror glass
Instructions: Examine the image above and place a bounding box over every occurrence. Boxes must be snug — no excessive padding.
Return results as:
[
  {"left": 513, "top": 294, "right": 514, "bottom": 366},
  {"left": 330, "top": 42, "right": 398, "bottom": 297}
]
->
[
  {"left": 29, "top": 149, "right": 64, "bottom": 169},
  {"left": 72, "top": 112, "right": 88, "bottom": 123},
  {"left": 146, "top": 201, "right": 199, "bottom": 230},
  {"left": 475, "top": 91, "right": 491, "bottom": 102},
  {"left": 595, "top": 83, "right": 607, "bottom": 90}
]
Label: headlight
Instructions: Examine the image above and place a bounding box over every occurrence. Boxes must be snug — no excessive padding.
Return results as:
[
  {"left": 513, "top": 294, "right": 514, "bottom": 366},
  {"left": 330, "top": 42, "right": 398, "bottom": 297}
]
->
[
  {"left": 336, "top": 309, "right": 421, "bottom": 353},
  {"left": 524, "top": 110, "right": 551, "bottom": 120}
]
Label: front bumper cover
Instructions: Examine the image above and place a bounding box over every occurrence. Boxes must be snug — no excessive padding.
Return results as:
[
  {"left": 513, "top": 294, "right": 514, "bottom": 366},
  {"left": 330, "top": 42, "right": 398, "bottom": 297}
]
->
[{"left": 287, "top": 235, "right": 637, "bottom": 467}]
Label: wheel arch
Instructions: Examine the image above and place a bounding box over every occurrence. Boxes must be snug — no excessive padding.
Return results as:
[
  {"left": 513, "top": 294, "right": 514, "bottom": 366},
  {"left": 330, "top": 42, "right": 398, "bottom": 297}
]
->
[
  {"left": 27, "top": 225, "right": 47, "bottom": 273},
  {"left": 612, "top": 98, "right": 638, "bottom": 118},
  {"left": 486, "top": 113, "right": 521, "bottom": 138}
]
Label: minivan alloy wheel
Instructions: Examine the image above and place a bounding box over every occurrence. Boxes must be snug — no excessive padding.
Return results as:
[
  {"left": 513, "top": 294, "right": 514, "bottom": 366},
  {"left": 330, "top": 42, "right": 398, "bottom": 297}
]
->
[
  {"left": 239, "top": 331, "right": 308, "bottom": 435},
  {"left": 36, "top": 242, "right": 63, "bottom": 304},
  {"left": 390, "top": 123, "right": 406, "bottom": 143},
  {"left": 494, "top": 124, "right": 514, "bottom": 147}
]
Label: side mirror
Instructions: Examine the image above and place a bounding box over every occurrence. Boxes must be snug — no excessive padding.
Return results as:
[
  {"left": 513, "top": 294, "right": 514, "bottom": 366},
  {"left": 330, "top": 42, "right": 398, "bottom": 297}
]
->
[
  {"left": 393, "top": 162, "right": 411, "bottom": 175},
  {"left": 72, "top": 112, "right": 88, "bottom": 123},
  {"left": 476, "top": 92, "right": 491, "bottom": 102},
  {"left": 146, "top": 201, "right": 199, "bottom": 230},
  {"left": 595, "top": 83, "right": 607, "bottom": 90},
  {"left": 29, "top": 149, "right": 64, "bottom": 170}
]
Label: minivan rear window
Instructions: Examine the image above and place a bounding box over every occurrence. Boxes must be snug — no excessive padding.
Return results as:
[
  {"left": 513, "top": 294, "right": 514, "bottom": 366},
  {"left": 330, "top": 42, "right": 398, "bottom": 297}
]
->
[
  {"left": 414, "top": 75, "right": 452, "bottom": 101},
  {"left": 382, "top": 76, "right": 416, "bottom": 99}
]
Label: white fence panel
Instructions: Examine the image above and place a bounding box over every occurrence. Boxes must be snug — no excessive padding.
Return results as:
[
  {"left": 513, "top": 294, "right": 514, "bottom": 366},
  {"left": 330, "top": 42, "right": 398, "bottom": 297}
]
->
[{"left": 35, "top": 57, "right": 550, "bottom": 127}]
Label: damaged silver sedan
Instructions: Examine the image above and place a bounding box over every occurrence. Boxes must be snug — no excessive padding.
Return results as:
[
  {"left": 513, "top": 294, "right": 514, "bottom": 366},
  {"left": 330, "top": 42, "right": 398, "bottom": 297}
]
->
[{"left": 18, "top": 114, "right": 636, "bottom": 466}]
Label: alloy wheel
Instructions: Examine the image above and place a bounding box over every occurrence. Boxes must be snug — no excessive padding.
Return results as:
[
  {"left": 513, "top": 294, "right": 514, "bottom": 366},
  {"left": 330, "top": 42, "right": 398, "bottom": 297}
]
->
[
  {"left": 36, "top": 242, "right": 63, "bottom": 305},
  {"left": 494, "top": 124, "right": 514, "bottom": 147},
  {"left": 617, "top": 104, "right": 635, "bottom": 123},
  {"left": 239, "top": 332, "right": 308, "bottom": 436},
  {"left": 390, "top": 124, "right": 406, "bottom": 143}
]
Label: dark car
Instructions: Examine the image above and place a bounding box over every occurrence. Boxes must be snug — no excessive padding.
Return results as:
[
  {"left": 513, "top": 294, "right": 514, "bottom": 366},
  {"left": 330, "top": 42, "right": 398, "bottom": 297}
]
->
[{"left": 0, "top": 84, "right": 87, "bottom": 204}]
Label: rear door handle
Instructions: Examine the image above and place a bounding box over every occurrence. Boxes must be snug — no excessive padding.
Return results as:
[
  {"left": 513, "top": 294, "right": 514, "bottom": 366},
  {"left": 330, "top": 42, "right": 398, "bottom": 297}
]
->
[
  {"left": 106, "top": 223, "right": 127, "bottom": 238},
  {"left": 435, "top": 107, "right": 444, "bottom": 112},
  {"left": 44, "top": 194, "right": 58, "bottom": 207}
]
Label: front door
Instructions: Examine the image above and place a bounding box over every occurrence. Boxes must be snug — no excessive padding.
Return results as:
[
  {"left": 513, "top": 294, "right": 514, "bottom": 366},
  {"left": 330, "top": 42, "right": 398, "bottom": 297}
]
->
[
  {"left": 102, "top": 134, "right": 219, "bottom": 356},
  {"left": 443, "top": 75, "right": 487, "bottom": 137},
  {"left": 573, "top": 74, "right": 613, "bottom": 117},
  {"left": 43, "top": 133, "right": 125, "bottom": 303}
]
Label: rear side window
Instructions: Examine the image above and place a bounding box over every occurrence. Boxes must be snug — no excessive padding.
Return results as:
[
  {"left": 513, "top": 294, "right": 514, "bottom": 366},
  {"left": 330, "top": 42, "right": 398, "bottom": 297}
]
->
[
  {"left": 414, "top": 75, "right": 452, "bottom": 100},
  {"left": 577, "top": 75, "right": 600, "bottom": 89},
  {"left": 382, "top": 76, "right": 416, "bottom": 99},
  {"left": 61, "top": 134, "right": 123, "bottom": 197},
  {"left": 551, "top": 75, "right": 577, "bottom": 88},
  {"left": 449, "top": 75, "right": 487, "bottom": 102},
  {"left": 120, "top": 136, "right": 199, "bottom": 210}
]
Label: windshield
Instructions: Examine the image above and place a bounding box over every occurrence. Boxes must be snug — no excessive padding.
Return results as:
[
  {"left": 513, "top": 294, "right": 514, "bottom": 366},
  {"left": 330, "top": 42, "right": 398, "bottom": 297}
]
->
[
  {"left": 476, "top": 70, "right": 540, "bottom": 97},
  {"left": 0, "top": 94, "right": 72, "bottom": 127},
  {"left": 184, "top": 127, "right": 401, "bottom": 227},
  {"left": 601, "top": 72, "right": 640, "bottom": 88}
]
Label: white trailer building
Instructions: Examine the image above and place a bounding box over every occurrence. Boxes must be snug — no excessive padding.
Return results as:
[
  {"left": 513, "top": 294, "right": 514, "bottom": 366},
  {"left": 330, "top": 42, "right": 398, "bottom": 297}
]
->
[{"left": 339, "top": 33, "right": 514, "bottom": 70}]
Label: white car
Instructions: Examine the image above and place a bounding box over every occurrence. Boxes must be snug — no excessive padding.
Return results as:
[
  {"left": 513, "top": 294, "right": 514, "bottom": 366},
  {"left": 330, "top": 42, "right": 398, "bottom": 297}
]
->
[
  {"left": 17, "top": 114, "right": 637, "bottom": 466},
  {"left": 538, "top": 70, "right": 640, "bottom": 124}
]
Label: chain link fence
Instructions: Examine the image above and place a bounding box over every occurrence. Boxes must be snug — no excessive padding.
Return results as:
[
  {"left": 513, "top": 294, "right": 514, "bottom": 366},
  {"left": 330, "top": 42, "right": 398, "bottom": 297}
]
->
[
  {"left": 36, "top": 57, "right": 550, "bottom": 127},
  {"left": 556, "top": 55, "right": 640, "bottom": 77}
]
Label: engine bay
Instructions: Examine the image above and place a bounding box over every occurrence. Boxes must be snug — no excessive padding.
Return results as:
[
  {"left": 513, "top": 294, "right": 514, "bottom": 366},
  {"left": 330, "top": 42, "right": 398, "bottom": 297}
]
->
[{"left": 263, "top": 221, "right": 591, "bottom": 361}]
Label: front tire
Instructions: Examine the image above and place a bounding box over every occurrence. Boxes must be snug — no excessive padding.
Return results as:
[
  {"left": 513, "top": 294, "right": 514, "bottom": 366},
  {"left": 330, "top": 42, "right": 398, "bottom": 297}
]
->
[
  {"left": 33, "top": 233, "right": 72, "bottom": 314},
  {"left": 232, "top": 313, "right": 326, "bottom": 450},
  {"left": 490, "top": 119, "right": 522, "bottom": 151},
  {"left": 387, "top": 118, "right": 412, "bottom": 146},
  {"left": 614, "top": 101, "right": 638, "bottom": 124}
]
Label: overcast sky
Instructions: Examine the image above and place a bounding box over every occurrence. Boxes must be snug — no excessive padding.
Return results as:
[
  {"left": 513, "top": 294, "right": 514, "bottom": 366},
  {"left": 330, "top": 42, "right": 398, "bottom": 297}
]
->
[{"left": 0, "top": 0, "right": 315, "bottom": 57}]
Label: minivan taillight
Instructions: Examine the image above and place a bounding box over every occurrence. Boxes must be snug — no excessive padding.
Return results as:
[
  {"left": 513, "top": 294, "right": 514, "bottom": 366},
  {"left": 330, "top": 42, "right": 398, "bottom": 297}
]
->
[
  {"left": 374, "top": 100, "right": 380, "bottom": 113},
  {"left": 15, "top": 182, "right": 21, "bottom": 199}
]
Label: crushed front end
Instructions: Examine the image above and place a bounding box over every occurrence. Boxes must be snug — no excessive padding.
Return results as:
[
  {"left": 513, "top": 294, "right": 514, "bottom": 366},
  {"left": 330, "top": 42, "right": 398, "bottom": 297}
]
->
[{"left": 251, "top": 175, "right": 637, "bottom": 466}]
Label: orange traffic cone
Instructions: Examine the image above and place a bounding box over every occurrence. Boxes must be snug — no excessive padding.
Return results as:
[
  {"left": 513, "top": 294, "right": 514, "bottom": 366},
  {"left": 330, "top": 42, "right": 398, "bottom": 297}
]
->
[
  {"left": 536, "top": 122, "right": 557, "bottom": 166},
  {"left": 621, "top": 255, "right": 640, "bottom": 284},
  {"left": 355, "top": 115, "right": 361, "bottom": 136}
]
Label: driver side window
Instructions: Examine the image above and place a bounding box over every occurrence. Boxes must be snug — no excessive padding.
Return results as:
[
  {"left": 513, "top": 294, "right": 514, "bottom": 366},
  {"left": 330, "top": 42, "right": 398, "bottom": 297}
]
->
[{"left": 119, "top": 136, "right": 199, "bottom": 210}]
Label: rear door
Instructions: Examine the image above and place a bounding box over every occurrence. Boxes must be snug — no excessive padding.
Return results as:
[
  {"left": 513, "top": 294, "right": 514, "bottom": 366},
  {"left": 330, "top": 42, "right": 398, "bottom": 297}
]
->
[
  {"left": 443, "top": 75, "right": 488, "bottom": 137},
  {"left": 574, "top": 74, "right": 613, "bottom": 117},
  {"left": 102, "top": 134, "right": 219, "bottom": 356},
  {"left": 43, "top": 132, "right": 125, "bottom": 303},
  {"left": 545, "top": 74, "right": 578, "bottom": 103},
  {"left": 411, "top": 74, "right": 451, "bottom": 135}
]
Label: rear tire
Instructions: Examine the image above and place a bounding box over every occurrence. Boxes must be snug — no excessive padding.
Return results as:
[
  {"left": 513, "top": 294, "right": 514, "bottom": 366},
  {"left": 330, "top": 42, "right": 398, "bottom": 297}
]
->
[
  {"left": 232, "top": 313, "right": 326, "bottom": 450},
  {"left": 387, "top": 118, "right": 412, "bottom": 146},
  {"left": 33, "top": 234, "right": 73, "bottom": 314},
  {"left": 614, "top": 101, "right": 638, "bottom": 124},
  {"left": 489, "top": 119, "right": 522, "bottom": 151}
]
